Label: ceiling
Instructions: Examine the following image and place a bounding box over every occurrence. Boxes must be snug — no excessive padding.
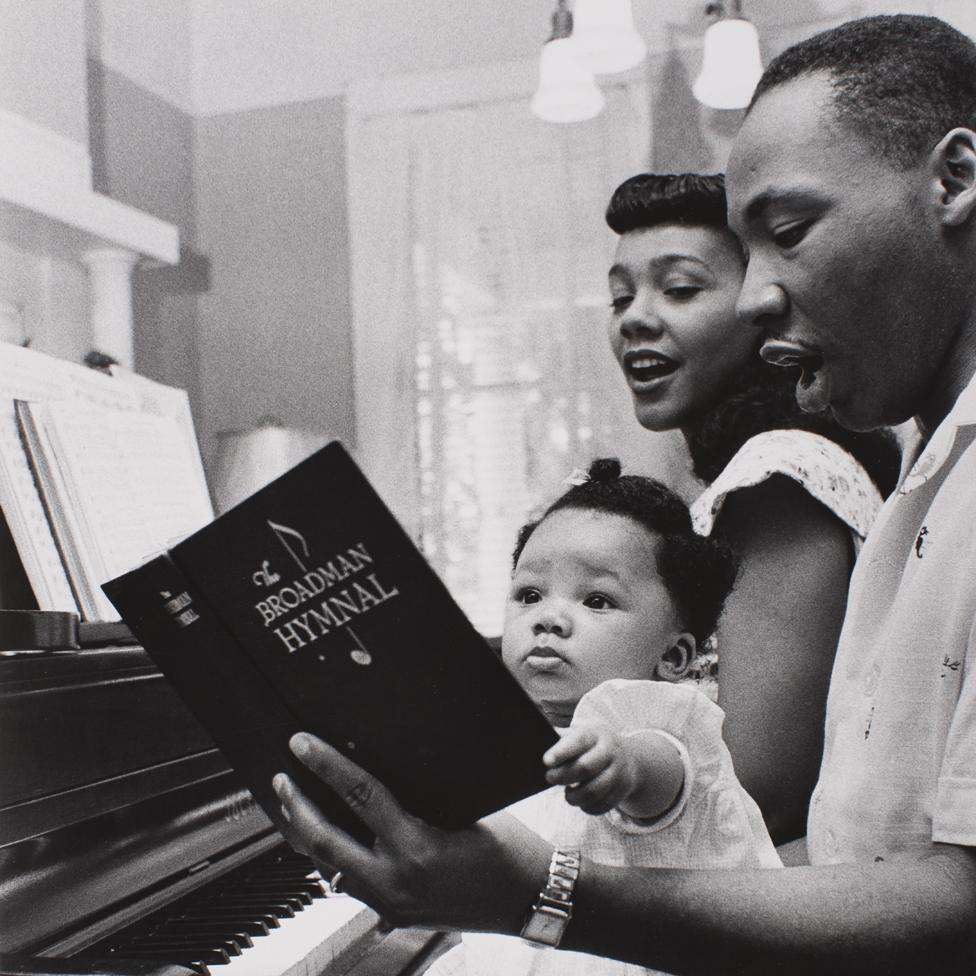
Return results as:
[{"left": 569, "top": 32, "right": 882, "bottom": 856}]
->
[{"left": 91, "top": 0, "right": 942, "bottom": 117}]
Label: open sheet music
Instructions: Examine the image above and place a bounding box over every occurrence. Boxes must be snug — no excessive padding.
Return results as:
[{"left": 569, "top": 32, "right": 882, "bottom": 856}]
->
[{"left": 0, "top": 345, "right": 213, "bottom": 621}]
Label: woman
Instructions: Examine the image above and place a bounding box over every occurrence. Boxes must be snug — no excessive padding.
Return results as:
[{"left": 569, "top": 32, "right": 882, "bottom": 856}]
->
[{"left": 604, "top": 172, "right": 899, "bottom": 844}]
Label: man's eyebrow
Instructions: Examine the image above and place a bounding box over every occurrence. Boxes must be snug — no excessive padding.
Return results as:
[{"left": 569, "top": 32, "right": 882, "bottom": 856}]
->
[
  {"left": 742, "top": 186, "right": 822, "bottom": 222},
  {"left": 743, "top": 191, "right": 774, "bottom": 222}
]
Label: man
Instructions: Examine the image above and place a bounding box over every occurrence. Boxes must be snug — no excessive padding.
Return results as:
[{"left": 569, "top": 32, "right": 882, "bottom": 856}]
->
[{"left": 273, "top": 15, "right": 976, "bottom": 973}]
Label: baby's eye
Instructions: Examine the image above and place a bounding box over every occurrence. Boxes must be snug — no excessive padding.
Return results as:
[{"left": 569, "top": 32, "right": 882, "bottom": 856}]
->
[
  {"left": 584, "top": 593, "right": 616, "bottom": 610},
  {"left": 609, "top": 293, "right": 632, "bottom": 312},
  {"left": 514, "top": 587, "right": 541, "bottom": 605}
]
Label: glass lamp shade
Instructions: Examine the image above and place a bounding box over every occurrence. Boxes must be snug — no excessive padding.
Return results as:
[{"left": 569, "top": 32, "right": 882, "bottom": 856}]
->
[
  {"left": 531, "top": 36, "right": 605, "bottom": 124},
  {"left": 572, "top": 0, "right": 647, "bottom": 74},
  {"left": 693, "top": 17, "right": 763, "bottom": 109},
  {"left": 212, "top": 420, "right": 328, "bottom": 514}
]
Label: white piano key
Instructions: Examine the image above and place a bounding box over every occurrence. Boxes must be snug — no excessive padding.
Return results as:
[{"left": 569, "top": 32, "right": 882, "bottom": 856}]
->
[{"left": 215, "top": 895, "right": 377, "bottom": 976}]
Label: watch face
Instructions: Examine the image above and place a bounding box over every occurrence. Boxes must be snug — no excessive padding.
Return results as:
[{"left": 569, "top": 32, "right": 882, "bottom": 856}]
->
[
  {"left": 521, "top": 909, "right": 569, "bottom": 947},
  {"left": 521, "top": 848, "right": 579, "bottom": 947}
]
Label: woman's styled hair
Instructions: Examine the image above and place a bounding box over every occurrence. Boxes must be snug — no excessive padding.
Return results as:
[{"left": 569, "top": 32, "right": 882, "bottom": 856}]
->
[
  {"left": 605, "top": 172, "right": 730, "bottom": 235},
  {"left": 751, "top": 15, "right": 976, "bottom": 170},
  {"left": 604, "top": 172, "right": 901, "bottom": 495},
  {"left": 511, "top": 458, "right": 738, "bottom": 646}
]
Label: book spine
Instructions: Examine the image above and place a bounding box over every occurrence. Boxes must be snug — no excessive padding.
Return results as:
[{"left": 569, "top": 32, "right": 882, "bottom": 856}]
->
[{"left": 102, "top": 552, "right": 371, "bottom": 843}]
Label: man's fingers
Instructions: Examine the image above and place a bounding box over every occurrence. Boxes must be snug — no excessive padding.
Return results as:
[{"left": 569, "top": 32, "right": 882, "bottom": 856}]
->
[
  {"left": 289, "top": 733, "right": 414, "bottom": 841},
  {"left": 273, "top": 772, "right": 367, "bottom": 873}
]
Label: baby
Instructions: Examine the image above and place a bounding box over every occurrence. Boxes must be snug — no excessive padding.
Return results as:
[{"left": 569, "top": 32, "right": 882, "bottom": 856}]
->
[{"left": 427, "top": 458, "right": 780, "bottom": 976}]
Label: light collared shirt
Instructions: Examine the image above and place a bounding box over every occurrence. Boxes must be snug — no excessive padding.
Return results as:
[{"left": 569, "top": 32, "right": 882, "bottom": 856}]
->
[{"left": 808, "top": 369, "right": 976, "bottom": 863}]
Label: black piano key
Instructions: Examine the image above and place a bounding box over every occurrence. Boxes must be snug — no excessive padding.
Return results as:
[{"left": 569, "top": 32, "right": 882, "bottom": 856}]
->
[
  {"left": 121, "top": 937, "right": 243, "bottom": 955},
  {"left": 119, "top": 945, "right": 230, "bottom": 966},
  {"left": 125, "top": 915, "right": 264, "bottom": 939},
  {"left": 106, "top": 959, "right": 213, "bottom": 976},
  {"left": 155, "top": 917, "right": 272, "bottom": 937},
  {"left": 173, "top": 907, "right": 280, "bottom": 929},
  {"left": 140, "top": 927, "right": 256, "bottom": 950},
  {"left": 124, "top": 937, "right": 242, "bottom": 958},
  {"left": 218, "top": 884, "right": 314, "bottom": 904},
  {"left": 85, "top": 845, "right": 355, "bottom": 975},
  {"left": 194, "top": 897, "right": 297, "bottom": 916},
  {"left": 251, "top": 865, "right": 322, "bottom": 882}
]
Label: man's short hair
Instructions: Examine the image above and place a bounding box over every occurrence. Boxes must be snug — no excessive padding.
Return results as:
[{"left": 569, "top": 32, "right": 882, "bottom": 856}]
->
[{"left": 751, "top": 14, "right": 976, "bottom": 168}]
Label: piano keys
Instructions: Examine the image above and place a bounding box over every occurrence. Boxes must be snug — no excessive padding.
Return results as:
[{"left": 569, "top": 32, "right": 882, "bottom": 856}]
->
[
  {"left": 86, "top": 845, "right": 378, "bottom": 975},
  {"left": 0, "top": 643, "right": 455, "bottom": 975}
]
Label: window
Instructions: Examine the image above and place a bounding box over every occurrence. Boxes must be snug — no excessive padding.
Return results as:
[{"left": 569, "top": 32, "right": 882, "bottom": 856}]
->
[{"left": 349, "top": 66, "right": 690, "bottom": 634}]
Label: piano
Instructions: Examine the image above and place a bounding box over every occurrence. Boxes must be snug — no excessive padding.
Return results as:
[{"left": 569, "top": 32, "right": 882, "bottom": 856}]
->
[{"left": 0, "top": 642, "right": 458, "bottom": 976}]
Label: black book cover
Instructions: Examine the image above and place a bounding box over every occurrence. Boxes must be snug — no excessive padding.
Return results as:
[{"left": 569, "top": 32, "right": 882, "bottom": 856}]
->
[{"left": 103, "top": 441, "right": 557, "bottom": 841}]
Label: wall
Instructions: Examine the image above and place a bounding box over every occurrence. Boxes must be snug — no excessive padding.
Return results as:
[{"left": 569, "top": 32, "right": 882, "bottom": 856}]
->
[
  {"left": 0, "top": 1, "right": 94, "bottom": 363},
  {"left": 645, "top": 0, "right": 976, "bottom": 173},
  {"left": 0, "top": 0, "right": 88, "bottom": 143},
  {"left": 193, "top": 96, "right": 354, "bottom": 461},
  {"left": 7, "top": 0, "right": 976, "bottom": 477},
  {"left": 86, "top": 58, "right": 204, "bottom": 437},
  {"left": 84, "top": 0, "right": 355, "bottom": 474}
]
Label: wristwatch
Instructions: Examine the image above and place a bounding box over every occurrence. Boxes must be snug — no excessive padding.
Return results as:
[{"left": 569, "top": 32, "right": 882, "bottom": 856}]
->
[{"left": 520, "top": 848, "right": 581, "bottom": 948}]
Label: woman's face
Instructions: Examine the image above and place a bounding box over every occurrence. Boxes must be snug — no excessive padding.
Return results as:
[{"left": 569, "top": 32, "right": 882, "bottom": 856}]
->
[{"left": 607, "top": 222, "right": 757, "bottom": 433}]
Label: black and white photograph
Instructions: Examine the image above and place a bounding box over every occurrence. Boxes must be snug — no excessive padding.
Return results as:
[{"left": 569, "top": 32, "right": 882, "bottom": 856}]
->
[{"left": 1, "top": 1, "right": 975, "bottom": 973}]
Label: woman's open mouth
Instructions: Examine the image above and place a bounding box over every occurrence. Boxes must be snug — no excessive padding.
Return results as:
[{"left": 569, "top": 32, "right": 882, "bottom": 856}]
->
[{"left": 622, "top": 350, "right": 678, "bottom": 390}]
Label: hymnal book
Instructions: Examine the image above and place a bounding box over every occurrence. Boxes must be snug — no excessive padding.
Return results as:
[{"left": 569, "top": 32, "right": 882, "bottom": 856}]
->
[{"left": 103, "top": 441, "right": 558, "bottom": 841}]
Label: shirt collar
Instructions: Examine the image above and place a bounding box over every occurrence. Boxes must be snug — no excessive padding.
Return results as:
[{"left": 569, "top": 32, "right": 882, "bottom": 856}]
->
[{"left": 899, "top": 367, "right": 976, "bottom": 495}]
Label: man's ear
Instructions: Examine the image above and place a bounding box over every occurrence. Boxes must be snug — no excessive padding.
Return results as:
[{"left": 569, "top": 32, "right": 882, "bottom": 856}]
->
[
  {"left": 655, "top": 633, "right": 697, "bottom": 683},
  {"left": 932, "top": 129, "right": 976, "bottom": 227}
]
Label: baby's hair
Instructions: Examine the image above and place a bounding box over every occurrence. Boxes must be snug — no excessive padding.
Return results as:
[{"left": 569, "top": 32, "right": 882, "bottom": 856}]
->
[{"left": 512, "top": 458, "right": 738, "bottom": 645}]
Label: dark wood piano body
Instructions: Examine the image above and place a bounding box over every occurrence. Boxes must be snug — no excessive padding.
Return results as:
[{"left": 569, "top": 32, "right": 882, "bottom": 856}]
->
[{"left": 0, "top": 645, "right": 454, "bottom": 975}]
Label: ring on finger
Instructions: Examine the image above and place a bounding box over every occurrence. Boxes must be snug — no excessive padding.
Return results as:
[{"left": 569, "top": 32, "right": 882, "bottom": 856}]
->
[{"left": 328, "top": 870, "right": 344, "bottom": 895}]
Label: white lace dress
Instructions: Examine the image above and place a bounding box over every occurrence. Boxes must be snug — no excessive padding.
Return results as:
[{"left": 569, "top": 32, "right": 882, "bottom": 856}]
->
[
  {"left": 690, "top": 428, "right": 882, "bottom": 547},
  {"left": 684, "top": 429, "right": 885, "bottom": 698}
]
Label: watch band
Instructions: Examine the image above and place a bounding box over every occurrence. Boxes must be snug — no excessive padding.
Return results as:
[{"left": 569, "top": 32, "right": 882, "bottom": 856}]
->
[{"left": 519, "top": 847, "right": 581, "bottom": 948}]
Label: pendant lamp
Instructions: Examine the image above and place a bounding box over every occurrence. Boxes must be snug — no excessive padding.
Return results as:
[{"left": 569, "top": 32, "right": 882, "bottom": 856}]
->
[
  {"left": 531, "top": 0, "right": 605, "bottom": 123},
  {"left": 693, "top": 0, "right": 763, "bottom": 110},
  {"left": 572, "top": 0, "right": 647, "bottom": 75}
]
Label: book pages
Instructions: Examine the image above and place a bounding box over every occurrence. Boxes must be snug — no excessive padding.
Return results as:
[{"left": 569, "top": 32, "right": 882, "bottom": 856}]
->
[
  {"left": 0, "top": 348, "right": 106, "bottom": 612},
  {"left": 18, "top": 400, "right": 214, "bottom": 622},
  {"left": 106, "top": 367, "right": 211, "bottom": 508},
  {"left": 0, "top": 344, "right": 212, "bottom": 619}
]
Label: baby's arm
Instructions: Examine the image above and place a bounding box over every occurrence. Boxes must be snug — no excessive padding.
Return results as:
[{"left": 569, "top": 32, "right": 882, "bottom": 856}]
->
[{"left": 543, "top": 724, "right": 684, "bottom": 820}]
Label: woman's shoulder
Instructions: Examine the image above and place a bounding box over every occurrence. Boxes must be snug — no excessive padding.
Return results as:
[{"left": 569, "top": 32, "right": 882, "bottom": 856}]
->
[{"left": 690, "top": 428, "right": 883, "bottom": 542}]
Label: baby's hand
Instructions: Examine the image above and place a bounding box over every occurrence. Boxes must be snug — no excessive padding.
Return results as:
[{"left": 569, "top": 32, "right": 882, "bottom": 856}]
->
[{"left": 542, "top": 724, "right": 636, "bottom": 815}]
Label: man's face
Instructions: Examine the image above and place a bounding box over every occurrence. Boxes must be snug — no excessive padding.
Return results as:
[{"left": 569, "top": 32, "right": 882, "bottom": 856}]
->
[{"left": 727, "top": 72, "right": 956, "bottom": 431}]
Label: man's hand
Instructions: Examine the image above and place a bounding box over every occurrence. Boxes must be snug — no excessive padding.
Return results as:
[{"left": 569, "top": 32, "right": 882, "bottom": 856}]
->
[
  {"left": 543, "top": 724, "right": 636, "bottom": 815},
  {"left": 273, "top": 733, "right": 550, "bottom": 932}
]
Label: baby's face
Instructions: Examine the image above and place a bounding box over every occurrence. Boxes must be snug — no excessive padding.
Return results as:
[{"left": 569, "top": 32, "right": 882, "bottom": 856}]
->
[{"left": 501, "top": 509, "right": 685, "bottom": 726}]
